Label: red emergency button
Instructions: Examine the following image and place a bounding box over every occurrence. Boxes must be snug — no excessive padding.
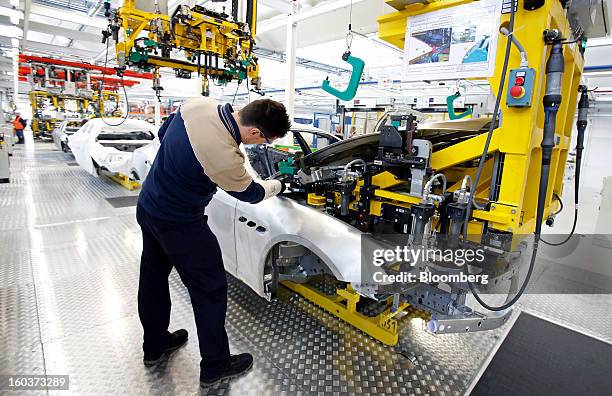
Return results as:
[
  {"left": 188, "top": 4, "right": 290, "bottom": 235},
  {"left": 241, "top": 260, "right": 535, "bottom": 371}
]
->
[
  {"left": 510, "top": 85, "right": 525, "bottom": 99},
  {"left": 515, "top": 76, "right": 525, "bottom": 86}
]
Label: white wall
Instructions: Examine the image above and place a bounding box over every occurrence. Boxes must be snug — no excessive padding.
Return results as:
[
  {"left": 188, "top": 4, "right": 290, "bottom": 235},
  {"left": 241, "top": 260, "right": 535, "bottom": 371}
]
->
[
  {"left": 549, "top": 114, "right": 612, "bottom": 235},
  {"left": 583, "top": 116, "right": 612, "bottom": 190}
]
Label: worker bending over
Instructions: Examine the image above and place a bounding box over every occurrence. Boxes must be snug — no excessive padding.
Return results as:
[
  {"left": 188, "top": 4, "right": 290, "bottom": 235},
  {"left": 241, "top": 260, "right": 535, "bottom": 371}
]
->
[{"left": 136, "top": 98, "right": 290, "bottom": 387}]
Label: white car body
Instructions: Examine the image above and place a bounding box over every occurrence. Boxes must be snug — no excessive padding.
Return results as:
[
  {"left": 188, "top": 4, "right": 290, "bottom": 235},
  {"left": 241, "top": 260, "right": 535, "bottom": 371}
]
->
[
  {"left": 209, "top": 132, "right": 362, "bottom": 299},
  {"left": 68, "top": 118, "right": 157, "bottom": 177},
  {"left": 52, "top": 118, "right": 88, "bottom": 152},
  {"left": 129, "top": 137, "right": 160, "bottom": 181}
]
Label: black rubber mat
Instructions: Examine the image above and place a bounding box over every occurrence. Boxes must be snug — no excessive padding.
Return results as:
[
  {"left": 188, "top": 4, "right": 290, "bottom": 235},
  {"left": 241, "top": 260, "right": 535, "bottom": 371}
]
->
[
  {"left": 105, "top": 195, "right": 139, "bottom": 208},
  {"left": 471, "top": 312, "right": 612, "bottom": 396},
  {"left": 66, "top": 162, "right": 79, "bottom": 166}
]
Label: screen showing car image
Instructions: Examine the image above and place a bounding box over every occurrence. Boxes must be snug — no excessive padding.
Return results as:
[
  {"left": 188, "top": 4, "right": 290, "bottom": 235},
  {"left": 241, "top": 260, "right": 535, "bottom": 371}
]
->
[{"left": 408, "top": 28, "right": 452, "bottom": 65}]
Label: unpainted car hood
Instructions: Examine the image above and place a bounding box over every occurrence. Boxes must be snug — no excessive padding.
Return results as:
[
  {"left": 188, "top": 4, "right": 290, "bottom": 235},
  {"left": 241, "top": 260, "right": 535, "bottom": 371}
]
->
[{"left": 301, "top": 134, "right": 380, "bottom": 168}]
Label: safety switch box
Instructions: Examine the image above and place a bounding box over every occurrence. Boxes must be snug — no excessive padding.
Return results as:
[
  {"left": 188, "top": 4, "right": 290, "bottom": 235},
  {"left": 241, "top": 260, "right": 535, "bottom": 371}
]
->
[{"left": 506, "top": 68, "right": 536, "bottom": 107}]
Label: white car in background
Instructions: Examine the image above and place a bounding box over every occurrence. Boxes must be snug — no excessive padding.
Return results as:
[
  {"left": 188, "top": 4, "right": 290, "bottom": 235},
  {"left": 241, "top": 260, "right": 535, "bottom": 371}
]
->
[
  {"left": 68, "top": 118, "right": 157, "bottom": 178},
  {"left": 52, "top": 118, "right": 88, "bottom": 152}
]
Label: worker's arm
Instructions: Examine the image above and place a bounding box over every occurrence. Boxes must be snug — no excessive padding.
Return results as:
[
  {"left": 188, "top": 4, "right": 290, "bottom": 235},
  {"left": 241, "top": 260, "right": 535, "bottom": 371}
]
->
[
  {"left": 226, "top": 179, "right": 283, "bottom": 203},
  {"left": 204, "top": 146, "right": 283, "bottom": 203}
]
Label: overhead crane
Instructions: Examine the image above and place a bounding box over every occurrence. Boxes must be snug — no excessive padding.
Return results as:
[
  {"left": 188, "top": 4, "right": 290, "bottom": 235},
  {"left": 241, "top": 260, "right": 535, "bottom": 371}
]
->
[{"left": 103, "top": 0, "right": 260, "bottom": 97}]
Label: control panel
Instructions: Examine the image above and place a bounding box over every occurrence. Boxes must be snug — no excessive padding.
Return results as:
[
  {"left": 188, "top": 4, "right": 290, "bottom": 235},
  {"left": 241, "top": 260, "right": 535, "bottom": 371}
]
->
[{"left": 506, "top": 68, "right": 536, "bottom": 107}]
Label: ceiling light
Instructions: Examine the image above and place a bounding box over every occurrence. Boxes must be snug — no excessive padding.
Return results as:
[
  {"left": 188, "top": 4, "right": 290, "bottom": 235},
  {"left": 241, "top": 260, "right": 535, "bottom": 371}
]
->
[{"left": 11, "top": 38, "right": 19, "bottom": 47}]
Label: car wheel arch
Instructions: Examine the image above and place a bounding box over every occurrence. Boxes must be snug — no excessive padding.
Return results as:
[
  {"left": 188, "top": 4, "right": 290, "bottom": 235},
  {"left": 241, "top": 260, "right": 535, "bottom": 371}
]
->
[{"left": 257, "top": 235, "right": 348, "bottom": 290}]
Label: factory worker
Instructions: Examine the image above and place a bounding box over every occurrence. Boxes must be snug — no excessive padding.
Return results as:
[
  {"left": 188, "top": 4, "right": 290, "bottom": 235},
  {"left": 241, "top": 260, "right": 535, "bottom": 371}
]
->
[{"left": 136, "top": 98, "right": 290, "bottom": 387}]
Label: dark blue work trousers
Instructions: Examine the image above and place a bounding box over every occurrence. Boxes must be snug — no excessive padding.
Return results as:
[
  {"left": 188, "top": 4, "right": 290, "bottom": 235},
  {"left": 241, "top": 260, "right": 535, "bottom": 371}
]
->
[
  {"left": 15, "top": 129, "right": 24, "bottom": 144},
  {"left": 136, "top": 204, "right": 230, "bottom": 375}
]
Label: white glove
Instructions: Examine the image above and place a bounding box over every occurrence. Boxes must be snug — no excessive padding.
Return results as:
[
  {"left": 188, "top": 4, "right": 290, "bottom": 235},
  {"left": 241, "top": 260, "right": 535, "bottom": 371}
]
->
[{"left": 258, "top": 179, "right": 283, "bottom": 200}]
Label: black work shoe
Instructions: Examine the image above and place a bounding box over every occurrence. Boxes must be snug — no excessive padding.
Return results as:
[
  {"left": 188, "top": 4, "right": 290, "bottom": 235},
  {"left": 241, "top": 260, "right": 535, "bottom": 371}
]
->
[
  {"left": 200, "top": 353, "right": 254, "bottom": 387},
  {"left": 143, "top": 329, "right": 188, "bottom": 367}
]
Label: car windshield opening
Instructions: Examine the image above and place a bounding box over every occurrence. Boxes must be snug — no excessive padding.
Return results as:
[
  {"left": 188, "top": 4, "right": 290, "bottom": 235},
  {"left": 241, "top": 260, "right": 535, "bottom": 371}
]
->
[{"left": 97, "top": 130, "right": 155, "bottom": 141}]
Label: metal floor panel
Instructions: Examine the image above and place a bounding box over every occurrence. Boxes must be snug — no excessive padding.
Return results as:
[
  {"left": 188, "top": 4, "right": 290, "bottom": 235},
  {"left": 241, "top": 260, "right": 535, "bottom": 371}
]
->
[
  {"left": 1, "top": 142, "right": 611, "bottom": 395},
  {"left": 0, "top": 250, "right": 33, "bottom": 287}
]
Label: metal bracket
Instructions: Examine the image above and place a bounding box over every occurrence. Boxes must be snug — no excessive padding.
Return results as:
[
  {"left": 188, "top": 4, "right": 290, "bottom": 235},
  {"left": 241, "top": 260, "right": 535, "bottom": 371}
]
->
[
  {"left": 446, "top": 91, "right": 473, "bottom": 120},
  {"left": 426, "top": 309, "right": 513, "bottom": 334},
  {"left": 321, "top": 51, "right": 365, "bottom": 101}
]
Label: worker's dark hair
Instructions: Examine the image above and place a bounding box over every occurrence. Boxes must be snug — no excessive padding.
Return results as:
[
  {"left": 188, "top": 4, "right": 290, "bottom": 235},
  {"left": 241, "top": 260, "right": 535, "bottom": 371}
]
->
[{"left": 238, "top": 99, "right": 291, "bottom": 139}]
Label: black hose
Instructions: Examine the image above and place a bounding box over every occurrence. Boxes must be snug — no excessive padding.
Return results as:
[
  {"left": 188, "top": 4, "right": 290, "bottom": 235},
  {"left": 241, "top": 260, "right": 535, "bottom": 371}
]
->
[
  {"left": 552, "top": 191, "right": 564, "bottom": 215},
  {"left": 98, "top": 32, "right": 130, "bottom": 127},
  {"left": 541, "top": 208, "right": 578, "bottom": 246},
  {"left": 542, "top": 88, "right": 588, "bottom": 246},
  {"left": 467, "top": 1, "right": 567, "bottom": 312},
  {"left": 468, "top": 110, "right": 558, "bottom": 311}
]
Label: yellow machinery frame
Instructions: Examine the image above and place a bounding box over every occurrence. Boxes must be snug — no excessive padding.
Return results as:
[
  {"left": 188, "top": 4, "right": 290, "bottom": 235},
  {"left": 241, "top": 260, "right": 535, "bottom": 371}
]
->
[
  {"left": 29, "top": 90, "right": 121, "bottom": 136},
  {"left": 114, "top": 0, "right": 259, "bottom": 91},
  {"left": 286, "top": 1, "right": 585, "bottom": 346},
  {"left": 376, "top": 0, "right": 583, "bottom": 235}
]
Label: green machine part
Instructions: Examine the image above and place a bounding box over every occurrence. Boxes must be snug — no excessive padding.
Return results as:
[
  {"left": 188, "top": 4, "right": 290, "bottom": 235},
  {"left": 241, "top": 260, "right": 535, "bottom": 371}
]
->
[
  {"left": 321, "top": 51, "right": 365, "bottom": 101},
  {"left": 446, "top": 92, "right": 473, "bottom": 120},
  {"left": 278, "top": 156, "right": 297, "bottom": 175},
  {"left": 129, "top": 39, "right": 158, "bottom": 69}
]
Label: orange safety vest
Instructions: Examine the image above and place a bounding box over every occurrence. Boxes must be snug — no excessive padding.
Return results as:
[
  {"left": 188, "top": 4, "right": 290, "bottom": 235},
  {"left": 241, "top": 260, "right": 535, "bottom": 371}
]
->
[{"left": 13, "top": 117, "right": 24, "bottom": 130}]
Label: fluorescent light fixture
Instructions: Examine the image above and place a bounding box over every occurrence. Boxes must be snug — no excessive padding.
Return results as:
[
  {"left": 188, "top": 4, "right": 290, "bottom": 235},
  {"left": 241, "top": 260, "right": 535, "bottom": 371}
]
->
[{"left": 11, "top": 38, "right": 19, "bottom": 47}]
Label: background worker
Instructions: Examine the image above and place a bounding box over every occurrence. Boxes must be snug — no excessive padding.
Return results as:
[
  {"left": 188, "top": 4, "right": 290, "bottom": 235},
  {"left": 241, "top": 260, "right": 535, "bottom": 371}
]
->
[
  {"left": 13, "top": 111, "right": 26, "bottom": 144},
  {"left": 334, "top": 124, "right": 344, "bottom": 139},
  {"left": 136, "top": 98, "right": 290, "bottom": 387}
]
